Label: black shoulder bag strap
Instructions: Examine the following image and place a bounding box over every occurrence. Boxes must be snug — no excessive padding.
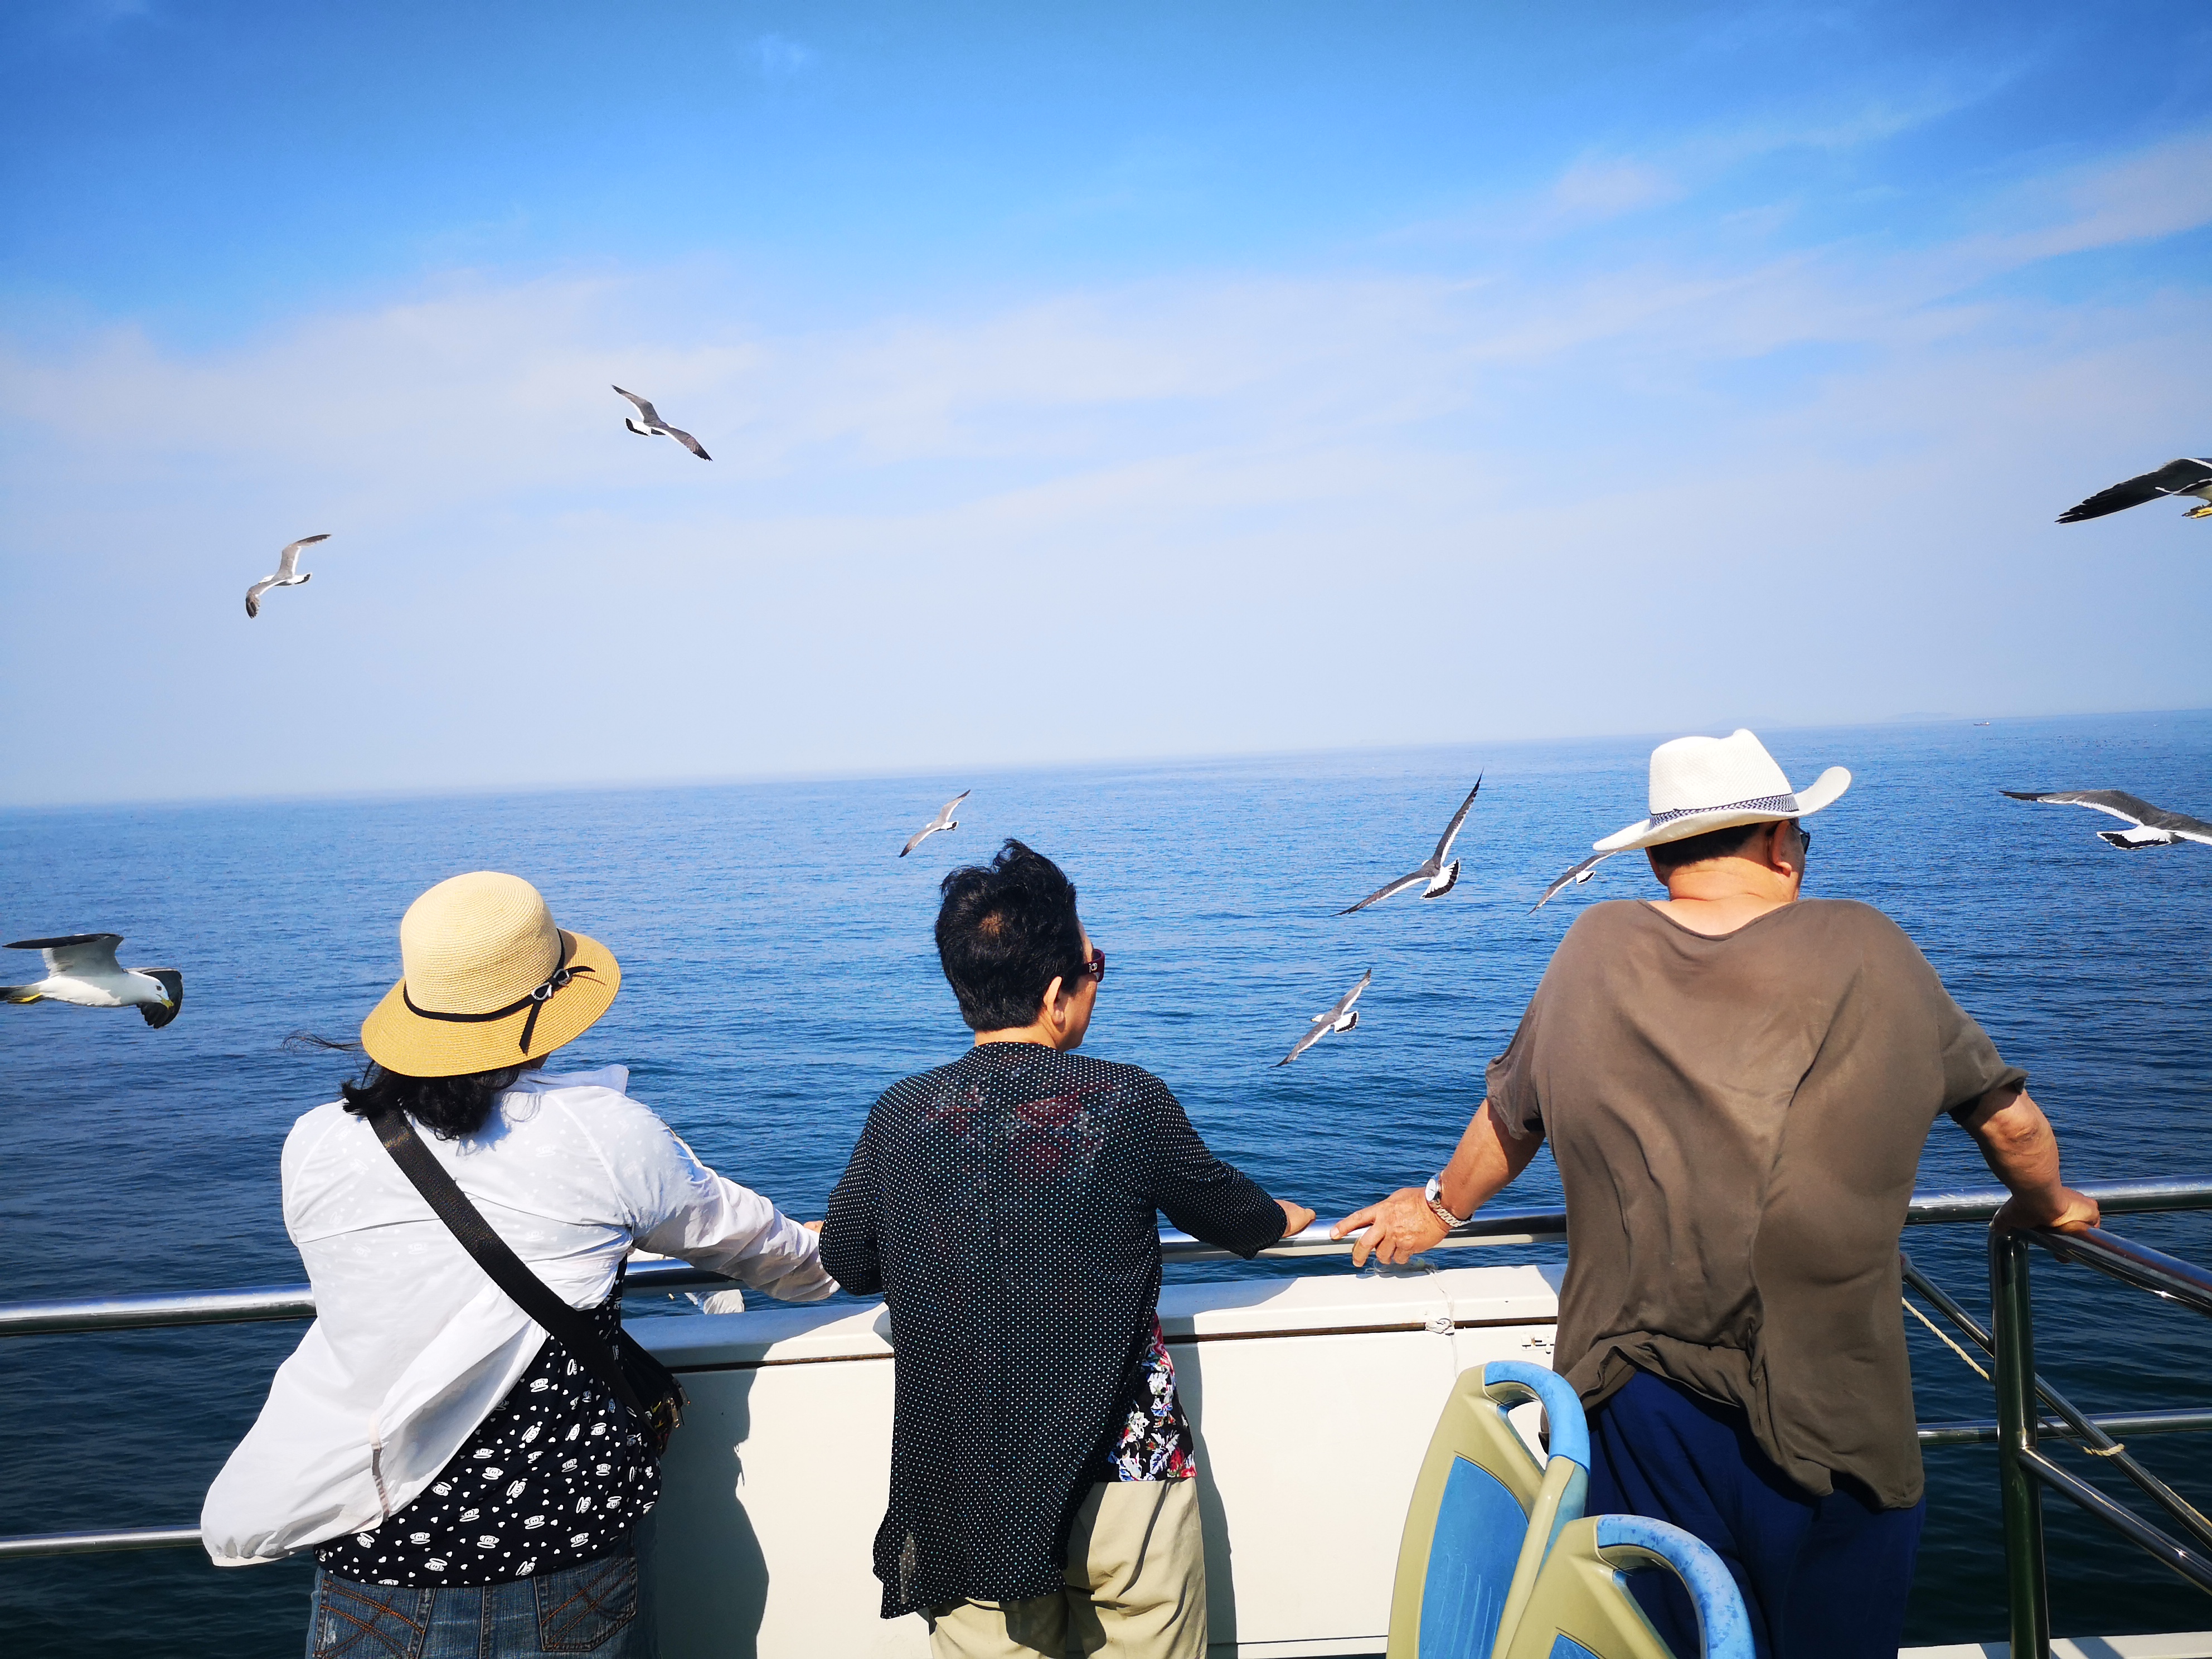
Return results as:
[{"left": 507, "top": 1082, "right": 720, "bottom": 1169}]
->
[{"left": 368, "top": 1107, "right": 685, "bottom": 1449}]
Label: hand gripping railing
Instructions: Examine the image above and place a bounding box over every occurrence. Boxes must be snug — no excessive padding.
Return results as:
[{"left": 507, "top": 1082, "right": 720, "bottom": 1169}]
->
[
  {"left": 4, "top": 1176, "right": 2210, "bottom": 1576},
  {"left": 14, "top": 1177, "right": 2211, "bottom": 1338},
  {"left": 1986, "top": 1222, "right": 2212, "bottom": 1659}
]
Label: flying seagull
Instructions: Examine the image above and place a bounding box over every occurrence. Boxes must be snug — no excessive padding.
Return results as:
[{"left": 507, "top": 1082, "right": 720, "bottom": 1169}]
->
[
  {"left": 1530, "top": 850, "right": 1622, "bottom": 913},
  {"left": 613, "top": 386, "right": 710, "bottom": 460},
  {"left": 900, "top": 790, "right": 971, "bottom": 857},
  {"left": 2, "top": 935, "right": 182, "bottom": 1027},
  {"left": 2000, "top": 789, "right": 2212, "bottom": 850},
  {"left": 245, "top": 535, "right": 328, "bottom": 619},
  {"left": 1277, "top": 969, "right": 1371, "bottom": 1066},
  {"left": 1340, "top": 778, "right": 1481, "bottom": 915},
  {"left": 2057, "top": 459, "right": 2212, "bottom": 523}
]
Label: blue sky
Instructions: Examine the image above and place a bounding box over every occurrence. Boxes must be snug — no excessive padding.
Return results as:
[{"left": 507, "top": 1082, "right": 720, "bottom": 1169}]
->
[{"left": 3, "top": 1, "right": 2209, "bottom": 804}]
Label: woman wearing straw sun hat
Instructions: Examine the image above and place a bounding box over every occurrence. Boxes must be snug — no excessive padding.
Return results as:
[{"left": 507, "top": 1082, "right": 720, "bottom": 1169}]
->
[{"left": 204, "top": 871, "right": 835, "bottom": 1658}]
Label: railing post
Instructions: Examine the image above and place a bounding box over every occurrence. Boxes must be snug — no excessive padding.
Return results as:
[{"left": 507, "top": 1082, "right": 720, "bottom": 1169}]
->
[{"left": 1991, "top": 1228, "right": 2050, "bottom": 1659}]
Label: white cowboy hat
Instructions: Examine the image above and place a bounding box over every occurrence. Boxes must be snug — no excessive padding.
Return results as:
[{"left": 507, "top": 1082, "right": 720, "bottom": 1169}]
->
[{"left": 1595, "top": 729, "right": 1851, "bottom": 853}]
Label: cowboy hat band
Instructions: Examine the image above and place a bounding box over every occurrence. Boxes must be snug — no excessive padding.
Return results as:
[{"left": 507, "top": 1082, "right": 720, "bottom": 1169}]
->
[
  {"left": 1595, "top": 729, "right": 1851, "bottom": 854},
  {"left": 361, "top": 872, "right": 620, "bottom": 1078},
  {"left": 1645, "top": 791, "right": 1802, "bottom": 829}
]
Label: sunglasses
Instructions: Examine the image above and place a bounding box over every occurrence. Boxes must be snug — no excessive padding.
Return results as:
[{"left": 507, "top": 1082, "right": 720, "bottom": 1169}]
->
[
  {"left": 1072, "top": 948, "right": 1107, "bottom": 984},
  {"left": 1794, "top": 822, "right": 1812, "bottom": 858}
]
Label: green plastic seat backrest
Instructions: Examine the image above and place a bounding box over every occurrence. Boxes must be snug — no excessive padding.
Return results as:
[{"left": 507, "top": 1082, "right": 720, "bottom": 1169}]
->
[
  {"left": 1495, "top": 1514, "right": 1754, "bottom": 1659},
  {"left": 1384, "top": 1361, "right": 1591, "bottom": 1659}
]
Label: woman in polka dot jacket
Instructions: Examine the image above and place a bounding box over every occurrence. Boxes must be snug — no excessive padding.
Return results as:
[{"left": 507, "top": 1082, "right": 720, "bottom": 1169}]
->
[{"left": 823, "top": 841, "right": 1314, "bottom": 1659}]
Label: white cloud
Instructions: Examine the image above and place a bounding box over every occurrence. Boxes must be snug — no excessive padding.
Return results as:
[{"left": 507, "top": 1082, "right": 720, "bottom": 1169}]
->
[
  {"left": 1549, "top": 158, "right": 1684, "bottom": 225},
  {"left": 2, "top": 135, "right": 2208, "bottom": 806},
  {"left": 1974, "top": 131, "right": 2212, "bottom": 264},
  {"left": 1407, "top": 77, "right": 1998, "bottom": 249},
  {"left": 750, "top": 33, "right": 816, "bottom": 79}
]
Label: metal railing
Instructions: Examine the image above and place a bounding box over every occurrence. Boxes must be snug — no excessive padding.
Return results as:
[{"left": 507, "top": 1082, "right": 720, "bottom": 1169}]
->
[
  {"left": 5, "top": 1173, "right": 2211, "bottom": 1633},
  {"left": 1984, "top": 1222, "right": 2212, "bottom": 1658},
  {"left": 16, "top": 1175, "right": 2212, "bottom": 1340}
]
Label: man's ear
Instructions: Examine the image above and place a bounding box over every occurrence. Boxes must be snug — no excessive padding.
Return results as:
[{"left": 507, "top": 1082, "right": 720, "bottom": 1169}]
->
[{"left": 1769, "top": 820, "right": 1798, "bottom": 874}]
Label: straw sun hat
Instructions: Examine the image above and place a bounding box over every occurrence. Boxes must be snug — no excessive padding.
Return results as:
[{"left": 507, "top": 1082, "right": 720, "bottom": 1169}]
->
[
  {"left": 360, "top": 872, "right": 620, "bottom": 1078},
  {"left": 1594, "top": 729, "right": 1851, "bottom": 854}
]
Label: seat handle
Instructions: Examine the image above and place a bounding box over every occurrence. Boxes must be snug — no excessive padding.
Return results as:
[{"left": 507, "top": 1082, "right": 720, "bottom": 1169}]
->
[{"left": 1479, "top": 1360, "right": 1591, "bottom": 1471}]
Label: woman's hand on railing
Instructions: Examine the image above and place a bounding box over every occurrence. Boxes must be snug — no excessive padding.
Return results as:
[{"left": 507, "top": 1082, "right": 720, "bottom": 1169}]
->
[
  {"left": 1332, "top": 1189, "right": 1451, "bottom": 1268},
  {"left": 1276, "top": 1200, "right": 1317, "bottom": 1239}
]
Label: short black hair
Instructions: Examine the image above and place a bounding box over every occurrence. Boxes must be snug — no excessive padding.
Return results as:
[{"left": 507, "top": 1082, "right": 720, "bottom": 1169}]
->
[
  {"left": 935, "top": 840, "right": 1087, "bottom": 1032},
  {"left": 1647, "top": 819, "right": 1783, "bottom": 876}
]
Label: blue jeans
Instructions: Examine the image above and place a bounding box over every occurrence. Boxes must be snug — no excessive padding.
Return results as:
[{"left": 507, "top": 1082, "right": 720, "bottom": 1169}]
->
[
  {"left": 305, "top": 1553, "right": 653, "bottom": 1658},
  {"left": 1586, "top": 1370, "right": 1925, "bottom": 1659}
]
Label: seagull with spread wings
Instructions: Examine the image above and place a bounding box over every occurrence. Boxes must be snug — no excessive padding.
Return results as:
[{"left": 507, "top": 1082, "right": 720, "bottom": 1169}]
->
[
  {"left": 1530, "top": 850, "right": 1622, "bottom": 913},
  {"left": 1339, "top": 778, "right": 1481, "bottom": 915},
  {"left": 900, "top": 790, "right": 971, "bottom": 857},
  {"left": 245, "top": 535, "right": 328, "bottom": 619},
  {"left": 1277, "top": 969, "right": 1371, "bottom": 1066},
  {"left": 613, "top": 386, "right": 711, "bottom": 460},
  {"left": 2057, "top": 458, "right": 2212, "bottom": 523},
  {"left": 3, "top": 934, "right": 183, "bottom": 1027},
  {"left": 2001, "top": 789, "right": 2212, "bottom": 850}
]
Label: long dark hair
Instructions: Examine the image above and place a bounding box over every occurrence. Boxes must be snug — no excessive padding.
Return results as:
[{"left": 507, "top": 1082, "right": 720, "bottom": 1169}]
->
[
  {"left": 342, "top": 1063, "right": 523, "bottom": 1140},
  {"left": 288, "top": 1035, "right": 521, "bottom": 1140}
]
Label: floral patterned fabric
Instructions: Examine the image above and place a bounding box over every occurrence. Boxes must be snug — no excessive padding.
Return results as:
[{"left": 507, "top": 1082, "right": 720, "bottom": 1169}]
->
[{"left": 1102, "top": 1317, "right": 1195, "bottom": 1482}]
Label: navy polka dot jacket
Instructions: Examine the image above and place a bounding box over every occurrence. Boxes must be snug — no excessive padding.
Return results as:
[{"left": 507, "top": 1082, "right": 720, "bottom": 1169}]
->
[{"left": 821, "top": 1042, "right": 1286, "bottom": 1619}]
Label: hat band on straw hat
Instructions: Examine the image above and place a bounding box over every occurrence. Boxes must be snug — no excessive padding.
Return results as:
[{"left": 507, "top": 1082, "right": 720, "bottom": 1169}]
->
[
  {"left": 402, "top": 957, "right": 600, "bottom": 1056},
  {"left": 1646, "top": 792, "right": 1799, "bottom": 828}
]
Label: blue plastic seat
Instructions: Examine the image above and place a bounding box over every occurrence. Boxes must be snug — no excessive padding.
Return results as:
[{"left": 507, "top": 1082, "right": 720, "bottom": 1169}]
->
[
  {"left": 1384, "top": 1360, "right": 1592, "bottom": 1659},
  {"left": 1494, "top": 1514, "right": 1754, "bottom": 1659}
]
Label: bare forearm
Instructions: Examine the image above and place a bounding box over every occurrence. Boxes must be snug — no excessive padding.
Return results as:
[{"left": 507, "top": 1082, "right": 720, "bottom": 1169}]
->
[
  {"left": 1333, "top": 1098, "right": 1542, "bottom": 1266},
  {"left": 1959, "top": 1088, "right": 2099, "bottom": 1232},
  {"left": 1438, "top": 1100, "right": 1541, "bottom": 1220}
]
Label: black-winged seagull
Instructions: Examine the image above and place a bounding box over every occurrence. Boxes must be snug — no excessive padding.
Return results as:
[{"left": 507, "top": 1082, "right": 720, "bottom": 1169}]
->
[
  {"left": 1530, "top": 850, "right": 1622, "bottom": 913},
  {"left": 613, "top": 386, "right": 711, "bottom": 460},
  {"left": 900, "top": 790, "right": 971, "bottom": 857},
  {"left": 245, "top": 535, "right": 328, "bottom": 619},
  {"left": 1278, "top": 969, "right": 1371, "bottom": 1066},
  {"left": 2000, "top": 789, "right": 2212, "bottom": 850},
  {"left": 2057, "top": 459, "right": 2212, "bottom": 523},
  {"left": 1340, "top": 778, "right": 1482, "bottom": 915},
  {"left": 2, "top": 934, "right": 182, "bottom": 1027}
]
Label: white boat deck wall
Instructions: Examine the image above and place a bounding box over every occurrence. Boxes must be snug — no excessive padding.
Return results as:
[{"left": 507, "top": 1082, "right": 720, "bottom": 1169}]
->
[{"left": 637, "top": 1261, "right": 1565, "bottom": 1659}]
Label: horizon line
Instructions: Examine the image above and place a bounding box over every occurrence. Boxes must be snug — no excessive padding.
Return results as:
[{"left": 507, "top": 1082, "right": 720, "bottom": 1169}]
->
[{"left": 5, "top": 702, "right": 2209, "bottom": 818}]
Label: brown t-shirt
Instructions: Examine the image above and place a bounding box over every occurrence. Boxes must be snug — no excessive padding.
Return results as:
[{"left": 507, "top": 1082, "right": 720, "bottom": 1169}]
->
[{"left": 1485, "top": 898, "right": 2024, "bottom": 1508}]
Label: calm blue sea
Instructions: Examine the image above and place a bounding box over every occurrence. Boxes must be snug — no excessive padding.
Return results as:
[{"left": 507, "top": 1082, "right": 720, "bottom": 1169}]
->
[{"left": 4, "top": 714, "right": 2210, "bottom": 1656}]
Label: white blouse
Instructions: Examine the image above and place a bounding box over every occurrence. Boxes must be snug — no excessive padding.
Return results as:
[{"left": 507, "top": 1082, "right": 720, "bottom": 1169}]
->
[{"left": 202, "top": 1064, "right": 834, "bottom": 1566}]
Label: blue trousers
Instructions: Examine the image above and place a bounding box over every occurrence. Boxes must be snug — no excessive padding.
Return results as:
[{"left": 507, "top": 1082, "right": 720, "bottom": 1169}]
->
[
  {"left": 1585, "top": 1370, "right": 1924, "bottom": 1659},
  {"left": 305, "top": 1553, "right": 653, "bottom": 1657}
]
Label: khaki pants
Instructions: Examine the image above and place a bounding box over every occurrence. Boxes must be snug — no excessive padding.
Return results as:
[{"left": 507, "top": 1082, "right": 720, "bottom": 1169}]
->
[{"left": 926, "top": 1480, "right": 1205, "bottom": 1659}]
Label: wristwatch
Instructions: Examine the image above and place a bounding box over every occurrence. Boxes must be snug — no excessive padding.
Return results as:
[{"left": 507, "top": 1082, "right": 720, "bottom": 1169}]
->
[{"left": 1424, "top": 1174, "right": 1469, "bottom": 1230}]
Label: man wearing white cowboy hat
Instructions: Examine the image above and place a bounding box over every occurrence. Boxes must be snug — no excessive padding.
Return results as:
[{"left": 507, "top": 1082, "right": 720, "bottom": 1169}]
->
[{"left": 1335, "top": 730, "right": 2097, "bottom": 1659}]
